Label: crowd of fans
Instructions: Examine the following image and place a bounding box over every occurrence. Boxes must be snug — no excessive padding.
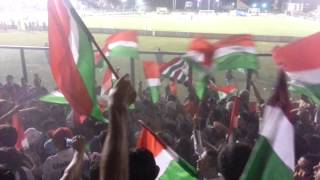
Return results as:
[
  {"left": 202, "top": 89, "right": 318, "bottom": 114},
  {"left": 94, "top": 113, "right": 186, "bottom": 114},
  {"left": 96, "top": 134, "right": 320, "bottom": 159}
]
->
[{"left": 1, "top": 72, "right": 320, "bottom": 180}]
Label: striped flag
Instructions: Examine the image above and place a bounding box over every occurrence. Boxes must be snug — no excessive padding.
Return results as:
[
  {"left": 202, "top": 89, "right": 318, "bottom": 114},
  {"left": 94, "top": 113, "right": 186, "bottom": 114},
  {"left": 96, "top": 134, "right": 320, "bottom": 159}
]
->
[
  {"left": 48, "top": 0, "right": 103, "bottom": 121},
  {"left": 40, "top": 91, "right": 68, "bottom": 104},
  {"left": 241, "top": 72, "right": 294, "bottom": 180},
  {"left": 183, "top": 37, "right": 215, "bottom": 100},
  {"left": 160, "top": 57, "right": 189, "bottom": 83},
  {"left": 214, "top": 35, "right": 258, "bottom": 70},
  {"left": 215, "top": 85, "right": 237, "bottom": 100},
  {"left": 95, "top": 31, "right": 138, "bottom": 65},
  {"left": 273, "top": 32, "right": 320, "bottom": 105},
  {"left": 137, "top": 125, "right": 198, "bottom": 180},
  {"left": 143, "top": 61, "right": 161, "bottom": 103},
  {"left": 100, "top": 68, "right": 113, "bottom": 96}
]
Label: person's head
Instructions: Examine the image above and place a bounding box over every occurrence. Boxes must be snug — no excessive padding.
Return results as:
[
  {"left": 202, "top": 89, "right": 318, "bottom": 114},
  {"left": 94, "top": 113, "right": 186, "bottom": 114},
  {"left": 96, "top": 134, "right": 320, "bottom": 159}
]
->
[
  {"left": 0, "top": 125, "right": 17, "bottom": 147},
  {"left": 20, "top": 78, "right": 27, "bottom": 87},
  {"left": 0, "top": 164, "right": 14, "bottom": 180},
  {"left": 295, "top": 154, "right": 320, "bottom": 179},
  {"left": 5, "top": 75, "right": 13, "bottom": 85},
  {"left": 239, "top": 90, "right": 250, "bottom": 107},
  {"left": 52, "top": 127, "right": 73, "bottom": 150},
  {"left": 197, "top": 149, "right": 218, "bottom": 178},
  {"left": 218, "top": 143, "right": 252, "bottom": 180},
  {"left": 129, "top": 148, "right": 159, "bottom": 180},
  {"left": 33, "top": 74, "right": 41, "bottom": 87}
]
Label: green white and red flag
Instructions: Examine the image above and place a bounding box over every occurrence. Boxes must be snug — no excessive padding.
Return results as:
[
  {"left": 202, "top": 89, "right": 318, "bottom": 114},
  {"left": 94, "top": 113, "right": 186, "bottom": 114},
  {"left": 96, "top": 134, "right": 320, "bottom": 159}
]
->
[
  {"left": 95, "top": 31, "right": 138, "bottom": 65},
  {"left": 137, "top": 124, "right": 198, "bottom": 180},
  {"left": 100, "top": 68, "right": 113, "bottom": 96},
  {"left": 48, "top": 0, "right": 103, "bottom": 121},
  {"left": 214, "top": 35, "right": 258, "bottom": 70},
  {"left": 160, "top": 57, "right": 190, "bottom": 84},
  {"left": 215, "top": 84, "right": 237, "bottom": 100},
  {"left": 241, "top": 72, "right": 294, "bottom": 180},
  {"left": 273, "top": 32, "right": 320, "bottom": 105},
  {"left": 183, "top": 37, "right": 215, "bottom": 100},
  {"left": 143, "top": 61, "right": 161, "bottom": 103}
]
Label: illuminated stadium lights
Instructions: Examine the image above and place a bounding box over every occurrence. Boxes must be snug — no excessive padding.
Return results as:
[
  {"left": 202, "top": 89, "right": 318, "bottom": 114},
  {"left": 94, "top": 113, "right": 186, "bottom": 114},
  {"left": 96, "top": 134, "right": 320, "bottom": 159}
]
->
[
  {"left": 252, "top": 3, "right": 257, "bottom": 8},
  {"left": 262, "top": 3, "right": 267, "bottom": 8}
]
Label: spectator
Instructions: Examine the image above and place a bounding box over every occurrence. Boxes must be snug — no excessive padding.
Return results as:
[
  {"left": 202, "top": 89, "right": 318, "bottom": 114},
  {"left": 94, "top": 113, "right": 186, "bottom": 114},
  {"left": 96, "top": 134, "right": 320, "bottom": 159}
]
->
[{"left": 2, "top": 75, "right": 20, "bottom": 101}]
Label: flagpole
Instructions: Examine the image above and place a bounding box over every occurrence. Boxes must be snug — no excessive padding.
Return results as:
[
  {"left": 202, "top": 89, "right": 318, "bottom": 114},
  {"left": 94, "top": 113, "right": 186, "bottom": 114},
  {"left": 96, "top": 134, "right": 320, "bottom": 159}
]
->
[{"left": 67, "top": 3, "right": 119, "bottom": 79}]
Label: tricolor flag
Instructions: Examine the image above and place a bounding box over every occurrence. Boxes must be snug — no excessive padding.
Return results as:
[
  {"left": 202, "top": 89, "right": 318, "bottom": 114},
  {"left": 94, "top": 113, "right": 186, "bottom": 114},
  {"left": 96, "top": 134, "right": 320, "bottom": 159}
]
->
[
  {"left": 100, "top": 68, "right": 113, "bottom": 96},
  {"left": 40, "top": 91, "right": 68, "bottom": 104},
  {"left": 95, "top": 31, "right": 138, "bottom": 64},
  {"left": 143, "top": 61, "right": 161, "bottom": 103},
  {"left": 48, "top": 0, "right": 103, "bottom": 121},
  {"left": 160, "top": 57, "right": 189, "bottom": 84},
  {"left": 273, "top": 32, "right": 320, "bottom": 105},
  {"left": 241, "top": 72, "right": 294, "bottom": 180},
  {"left": 214, "top": 35, "right": 258, "bottom": 70},
  {"left": 215, "top": 85, "right": 237, "bottom": 100},
  {"left": 183, "top": 37, "right": 215, "bottom": 100},
  {"left": 137, "top": 124, "right": 198, "bottom": 180}
]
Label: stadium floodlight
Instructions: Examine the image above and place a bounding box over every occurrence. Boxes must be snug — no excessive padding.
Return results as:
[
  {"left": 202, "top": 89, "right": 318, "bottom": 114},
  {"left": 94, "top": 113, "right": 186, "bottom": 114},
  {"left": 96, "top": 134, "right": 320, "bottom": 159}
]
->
[
  {"left": 216, "top": 0, "right": 219, "bottom": 2},
  {"left": 262, "top": 3, "right": 267, "bottom": 8},
  {"left": 252, "top": 3, "right": 257, "bottom": 8},
  {"left": 121, "top": 0, "right": 127, "bottom": 2}
]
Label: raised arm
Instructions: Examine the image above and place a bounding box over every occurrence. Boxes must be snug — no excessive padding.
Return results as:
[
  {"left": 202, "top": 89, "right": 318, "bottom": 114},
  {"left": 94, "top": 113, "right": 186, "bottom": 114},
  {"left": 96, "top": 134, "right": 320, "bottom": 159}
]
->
[{"left": 100, "top": 75, "right": 136, "bottom": 180}]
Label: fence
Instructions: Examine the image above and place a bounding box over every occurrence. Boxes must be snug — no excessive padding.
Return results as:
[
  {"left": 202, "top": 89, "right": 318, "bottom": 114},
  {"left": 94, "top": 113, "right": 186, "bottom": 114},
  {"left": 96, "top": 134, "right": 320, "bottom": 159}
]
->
[{"left": 0, "top": 45, "right": 276, "bottom": 98}]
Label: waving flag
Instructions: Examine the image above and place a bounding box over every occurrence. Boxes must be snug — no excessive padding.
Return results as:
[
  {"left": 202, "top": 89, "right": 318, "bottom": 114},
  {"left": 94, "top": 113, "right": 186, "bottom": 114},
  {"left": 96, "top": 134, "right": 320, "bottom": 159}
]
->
[
  {"left": 137, "top": 124, "right": 198, "bottom": 180},
  {"left": 161, "top": 57, "right": 189, "bottom": 84},
  {"left": 40, "top": 91, "right": 68, "bottom": 104},
  {"left": 241, "top": 72, "right": 294, "bottom": 180},
  {"left": 144, "top": 61, "right": 161, "bottom": 103},
  {"left": 95, "top": 31, "right": 138, "bottom": 64},
  {"left": 183, "top": 37, "right": 215, "bottom": 100},
  {"left": 273, "top": 32, "right": 320, "bottom": 105},
  {"left": 48, "top": 0, "right": 103, "bottom": 121},
  {"left": 214, "top": 35, "right": 258, "bottom": 70}
]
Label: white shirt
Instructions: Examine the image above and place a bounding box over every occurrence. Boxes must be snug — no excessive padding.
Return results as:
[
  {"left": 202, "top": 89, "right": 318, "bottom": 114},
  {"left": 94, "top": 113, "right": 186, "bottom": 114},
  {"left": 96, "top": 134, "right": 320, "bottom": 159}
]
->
[{"left": 42, "top": 148, "right": 74, "bottom": 180}]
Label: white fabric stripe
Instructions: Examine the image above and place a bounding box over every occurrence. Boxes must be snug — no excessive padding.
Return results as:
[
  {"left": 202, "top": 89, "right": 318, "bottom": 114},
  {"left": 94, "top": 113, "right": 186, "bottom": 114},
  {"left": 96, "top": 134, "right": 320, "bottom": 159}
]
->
[
  {"left": 51, "top": 91, "right": 64, "bottom": 97},
  {"left": 162, "top": 60, "right": 184, "bottom": 75},
  {"left": 108, "top": 41, "right": 138, "bottom": 49},
  {"left": 155, "top": 150, "right": 173, "bottom": 179},
  {"left": 64, "top": 2, "right": 80, "bottom": 65},
  {"left": 214, "top": 46, "right": 256, "bottom": 59},
  {"left": 287, "top": 68, "right": 320, "bottom": 84},
  {"left": 147, "top": 78, "right": 161, "bottom": 87},
  {"left": 260, "top": 106, "right": 295, "bottom": 171},
  {"left": 184, "top": 51, "right": 205, "bottom": 63}
]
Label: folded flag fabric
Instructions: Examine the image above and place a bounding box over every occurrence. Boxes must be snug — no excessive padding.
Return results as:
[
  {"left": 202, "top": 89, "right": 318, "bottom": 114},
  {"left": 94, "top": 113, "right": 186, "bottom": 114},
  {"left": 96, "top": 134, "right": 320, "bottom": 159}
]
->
[
  {"left": 216, "top": 84, "right": 237, "bottom": 100},
  {"left": 48, "top": 0, "right": 103, "bottom": 121},
  {"left": 95, "top": 31, "right": 138, "bottom": 64},
  {"left": 241, "top": 72, "right": 294, "bottom": 180},
  {"left": 143, "top": 61, "right": 161, "bottom": 103},
  {"left": 273, "top": 32, "right": 320, "bottom": 105},
  {"left": 40, "top": 91, "right": 68, "bottom": 104},
  {"left": 160, "top": 57, "right": 189, "bottom": 84},
  {"left": 100, "top": 68, "right": 113, "bottom": 96},
  {"left": 137, "top": 125, "right": 198, "bottom": 180},
  {"left": 214, "top": 35, "right": 258, "bottom": 70}
]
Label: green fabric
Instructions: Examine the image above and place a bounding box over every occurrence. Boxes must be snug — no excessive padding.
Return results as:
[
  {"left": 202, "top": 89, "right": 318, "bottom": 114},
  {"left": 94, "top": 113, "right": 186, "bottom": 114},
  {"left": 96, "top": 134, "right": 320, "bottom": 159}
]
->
[
  {"left": 149, "top": 86, "right": 160, "bottom": 103},
  {"left": 40, "top": 93, "right": 68, "bottom": 104},
  {"left": 110, "top": 46, "right": 139, "bottom": 59},
  {"left": 289, "top": 84, "right": 320, "bottom": 105},
  {"left": 160, "top": 159, "right": 198, "bottom": 180},
  {"left": 76, "top": 22, "right": 104, "bottom": 121},
  {"left": 215, "top": 53, "right": 258, "bottom": 70},
  {"left": 241, "top": 136, "right": 293, "bottom": 180}
]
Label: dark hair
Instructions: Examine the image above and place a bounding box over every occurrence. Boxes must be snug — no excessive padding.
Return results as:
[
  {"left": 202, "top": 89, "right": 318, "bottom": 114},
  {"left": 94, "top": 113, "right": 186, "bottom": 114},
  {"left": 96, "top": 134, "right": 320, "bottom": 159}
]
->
[
  {"left": 0, "top": 164, "right": 14, "bottom": 180},
  {"left": 218, "top": 143, "right": 252, "bottom": 180},
  {"left": 129, "top": 148, "right": 159, "bottom": 180},
  {"left": 0, "top": 125, "right": 17, "bottom": 147}
]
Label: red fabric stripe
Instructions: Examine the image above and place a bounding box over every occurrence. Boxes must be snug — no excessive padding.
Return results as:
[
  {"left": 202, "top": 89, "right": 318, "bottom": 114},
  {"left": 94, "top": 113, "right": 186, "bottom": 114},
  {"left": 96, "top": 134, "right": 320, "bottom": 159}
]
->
[
  {"left": 159, "top": 57, "right": 180, "bottom": 72},
  {"left": 137, "top": 127, "right": 165, "bottom": 157},
  {"left": 108, "top": 31, "right": 137, "bottom": 44},
  {"left": 215, "top": 34, "right": 255, "bottom": 48},
  {"left": 273, "top": 33, "right": 320, "bottom": 72},
  {"left": 48, "top": 0, "right": 93, "bottom": 116},
  {"left": 188, "top": 37, "right": 214, "bottom": 67},
  {"left": 143, "top": 61, "right": 160, "bottom": 79},
  {"left": 12, "top": 114, "right": 24, "bottom": 150},
  {"left": 216, "top": 84, "right": 236, "bottom": 94},
  {"left": 169, "top": 82, "right": 177, "bottom": 96}
]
